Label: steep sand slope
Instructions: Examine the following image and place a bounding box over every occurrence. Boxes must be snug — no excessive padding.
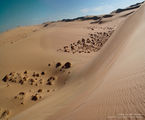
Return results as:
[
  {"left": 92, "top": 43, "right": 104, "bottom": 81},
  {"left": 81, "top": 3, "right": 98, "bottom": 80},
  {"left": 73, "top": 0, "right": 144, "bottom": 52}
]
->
[
  {"left": 0, "top": 9, "right": 126, "bottom": 119},
  {"left": 11, "top": 3, "right": 145, "bottom": 120}
]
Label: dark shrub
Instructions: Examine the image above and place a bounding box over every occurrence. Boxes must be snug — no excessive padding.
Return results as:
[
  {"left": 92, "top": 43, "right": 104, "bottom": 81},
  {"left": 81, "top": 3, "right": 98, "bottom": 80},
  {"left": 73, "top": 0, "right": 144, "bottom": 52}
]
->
[
  {"left": 56, "top": 62, "right": 61, "bottom": 68},
  {"left": 2, "top": 75, "right": 8, "bottom": 82}
]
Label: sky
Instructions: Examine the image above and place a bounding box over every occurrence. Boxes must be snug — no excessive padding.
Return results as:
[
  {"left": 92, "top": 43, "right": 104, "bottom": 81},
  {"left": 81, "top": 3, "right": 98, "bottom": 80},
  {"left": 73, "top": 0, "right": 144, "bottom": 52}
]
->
[{"left": 0, "top": 0, "right": 144, "bottom": 32}]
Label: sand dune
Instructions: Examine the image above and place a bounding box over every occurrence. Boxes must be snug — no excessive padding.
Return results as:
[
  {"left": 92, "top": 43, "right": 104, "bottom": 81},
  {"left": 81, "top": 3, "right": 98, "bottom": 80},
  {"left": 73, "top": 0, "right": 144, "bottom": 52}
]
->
[{"left": 0, "top": 1, "right": 145, "bottom": 120}]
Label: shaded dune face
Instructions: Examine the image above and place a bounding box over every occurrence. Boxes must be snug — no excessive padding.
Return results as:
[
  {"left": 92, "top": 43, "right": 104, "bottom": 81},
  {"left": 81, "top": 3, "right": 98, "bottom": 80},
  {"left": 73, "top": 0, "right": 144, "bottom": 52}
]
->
[{"left": 0, "top": 2, "right": 144, "bottom": 120}]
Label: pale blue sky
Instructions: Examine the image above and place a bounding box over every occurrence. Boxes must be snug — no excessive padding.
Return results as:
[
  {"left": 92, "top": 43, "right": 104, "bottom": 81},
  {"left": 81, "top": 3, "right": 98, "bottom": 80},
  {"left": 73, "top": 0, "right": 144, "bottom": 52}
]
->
[{"left": 0, "top": 0, "right": 144, "bottom": 32}]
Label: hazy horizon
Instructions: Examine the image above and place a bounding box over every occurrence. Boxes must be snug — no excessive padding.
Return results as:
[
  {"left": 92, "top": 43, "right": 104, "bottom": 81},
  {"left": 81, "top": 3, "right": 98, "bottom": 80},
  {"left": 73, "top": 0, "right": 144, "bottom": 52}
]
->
[{"left": 0, "top": 0, "right": 144, "bottom": 33}]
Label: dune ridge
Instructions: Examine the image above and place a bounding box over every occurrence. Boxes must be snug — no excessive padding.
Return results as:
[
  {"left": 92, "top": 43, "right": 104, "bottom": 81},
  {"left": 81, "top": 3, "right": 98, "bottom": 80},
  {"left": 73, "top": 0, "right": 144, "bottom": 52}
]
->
[{"left": 0, "top": 1, "right": 144, "bottom": 120}]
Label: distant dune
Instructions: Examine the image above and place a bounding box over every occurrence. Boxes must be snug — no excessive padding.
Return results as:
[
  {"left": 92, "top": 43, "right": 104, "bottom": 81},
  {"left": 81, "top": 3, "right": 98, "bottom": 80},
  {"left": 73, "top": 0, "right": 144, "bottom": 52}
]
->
[{"left": 0, "top": 1, "right": 145, "bottom": 120}]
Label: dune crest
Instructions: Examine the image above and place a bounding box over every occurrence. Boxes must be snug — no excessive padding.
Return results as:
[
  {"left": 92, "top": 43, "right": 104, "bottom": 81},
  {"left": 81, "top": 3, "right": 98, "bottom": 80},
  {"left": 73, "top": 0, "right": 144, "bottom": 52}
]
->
[{"left": 0, "top": 1, "right": 144, "bottom": 120}]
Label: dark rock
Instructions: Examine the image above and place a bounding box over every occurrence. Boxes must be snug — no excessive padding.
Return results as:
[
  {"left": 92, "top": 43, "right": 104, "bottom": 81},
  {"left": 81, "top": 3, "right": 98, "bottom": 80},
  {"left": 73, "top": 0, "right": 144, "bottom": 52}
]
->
[
  {"left": 71, "top": 45, "right": 74, "bottom": 50},
  {"left": 36, "top": 73, "right": 39, "bottom": 77},
  {"left": 23, "top": 77, "right": 27, "bottom": 81},
  {"left": 82, "top": 38, "right": 85, "bottom": 43},
  {"left": 38, "top": 89, "right": 42, "bottom": 93},
  {"left": 32, "top": 72, "right": 36, "bottom": 77},
  {"left": 63, "top": 62, "right": 71, "bottom": 69},
  {"left": 19, "top": 92, "right": 25, "bottom": 95},
  {"left": 2, "top": 75, "right": 8, "bottom": 82},
  {"left": 9, "top": 72, "right": 13, "bottom": 76},
  {"left": 31, "top": 95, "right": 38, "bottom": 101},
  {"left": 19, "top": 80, "right": 24, "bottom": 85},
  {"left": 47, "top": 90, "right": 50, "bottom": 92},
  {"left": 30, "top": 79, "right": 34, "bottom": 82},
  {"left": 14, "top": 96, "right": 17, "bottom": 99},
  {"left": 9, "top": 79, "right": 12, "bottom": 82},
  {"left": 24, "top": 71, "right": 27, "bottom": 74},
  {"left": 41, "top": 72, "right": 45, "bottom": 75},
  {"left": 56, "top": 62, "right": 61, "bottom": 68},
  {"left": 48, "top": 77, "right": 55, "bottom": 81},
  {"left": 21, "top": 102, "right": 24, "bottom": 105},
  {"left": 47, "top": 81, "right": 52, "bottom": 85}
]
